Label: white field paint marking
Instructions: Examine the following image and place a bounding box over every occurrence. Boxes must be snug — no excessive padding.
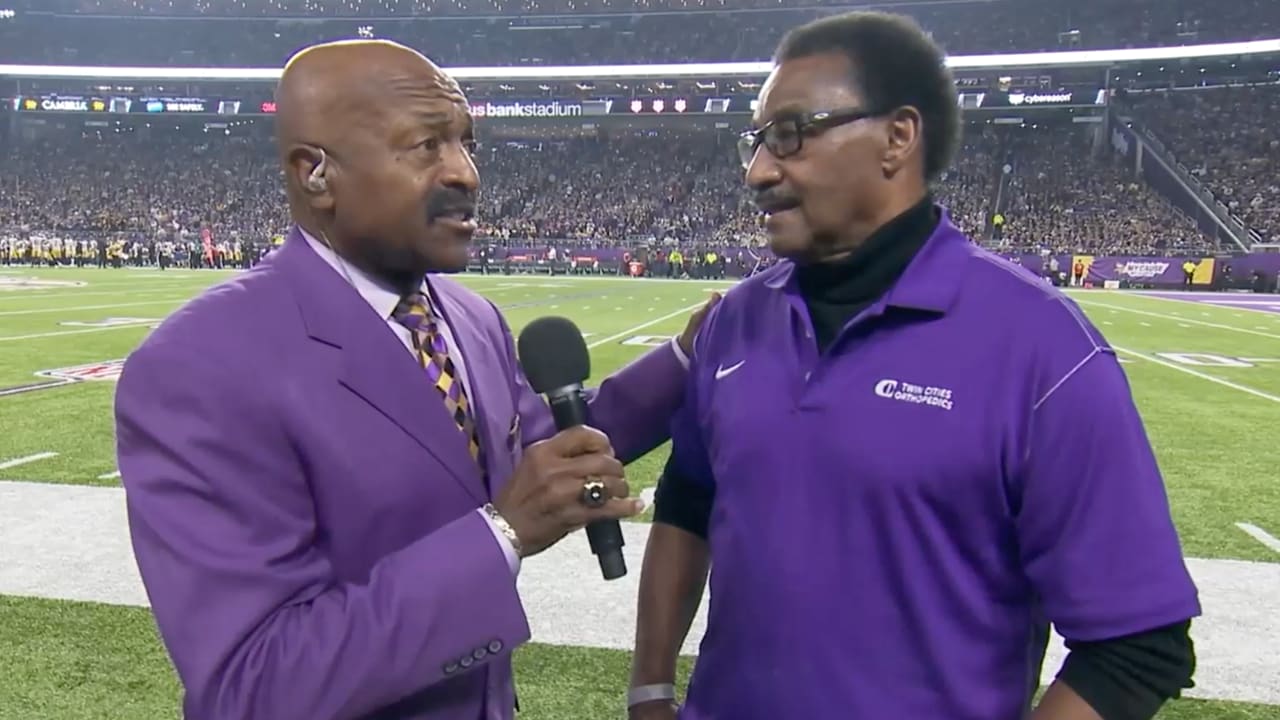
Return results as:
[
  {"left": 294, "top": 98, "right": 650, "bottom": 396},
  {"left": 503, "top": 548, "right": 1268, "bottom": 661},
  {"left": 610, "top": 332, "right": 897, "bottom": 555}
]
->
[
  {"left": 0, "top": 323, "right": 154, "bottom": 342},
  {"left": 1128, "top": 293, "right": 1280, "bottom": 317},
  {"left": 622, "top": 335, "right": 670, "bottom": 347},
  {"left": 640, "top": 487, "right": 656, "bottom": 510},
  {"left": 458, "top": 274, "right": 736, "bottom": 288},
  {"left": 98, "top": 471, "right": 121, "bottom": 480},
  {"left": 0, "top": 452, "right": 58, "bottom": 470},
  {"left": 587, "top": 302, "right": 704, "bottom": 349},
  {"left": 1114, "top": 346, "right": 1280, "bottom": 404},
  {"left": 0, "top": 287, "right": 192, "bottom": 303},
  {"left": 1179, "top": 323, "right": 1192, "bottom": 328},
  {"left": 1076, "top": 300, "right": 1280, "bottom": 341},
  {"left": 1235, "top": 523, "right": 1280, "bottom": 555},
  {"left": 1155, "top": 353, "right": 1252, "bottom": 368},
  {"left": 0, "top": 298, "right": 186, "bottom": 317},
  {"left": 1102, "top": 321, "right": 1113, "bottom": 325}
]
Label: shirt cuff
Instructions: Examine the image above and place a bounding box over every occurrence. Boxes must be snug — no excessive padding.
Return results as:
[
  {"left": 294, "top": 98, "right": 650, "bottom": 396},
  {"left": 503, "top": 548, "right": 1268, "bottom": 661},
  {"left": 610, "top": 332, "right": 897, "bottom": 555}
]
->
[
  {"left": 477, "top": 507, "right": 521, "bottom": 576},
  {"left": 670, "top": 336, "right": 690, "bottom": 370}
]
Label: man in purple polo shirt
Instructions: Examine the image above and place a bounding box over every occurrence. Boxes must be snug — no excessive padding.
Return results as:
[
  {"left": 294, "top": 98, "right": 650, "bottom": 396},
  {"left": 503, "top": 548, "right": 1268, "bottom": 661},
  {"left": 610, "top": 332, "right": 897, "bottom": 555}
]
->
[{"left": 628, "top": 11, "right": 1200, "bottom": 720}]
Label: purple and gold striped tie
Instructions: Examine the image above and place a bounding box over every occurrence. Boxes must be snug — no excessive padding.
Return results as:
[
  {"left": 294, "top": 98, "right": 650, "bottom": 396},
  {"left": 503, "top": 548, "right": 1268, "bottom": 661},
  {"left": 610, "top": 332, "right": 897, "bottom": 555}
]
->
[{"left": 392, "top": 293, "right": 483, "bottom": 464}]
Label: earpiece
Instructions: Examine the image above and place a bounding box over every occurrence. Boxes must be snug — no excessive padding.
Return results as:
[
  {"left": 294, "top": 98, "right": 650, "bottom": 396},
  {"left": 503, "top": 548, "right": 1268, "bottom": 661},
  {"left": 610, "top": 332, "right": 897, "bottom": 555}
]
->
[{"left": 306, "top": 149, "right": 328, "bottom": 193}]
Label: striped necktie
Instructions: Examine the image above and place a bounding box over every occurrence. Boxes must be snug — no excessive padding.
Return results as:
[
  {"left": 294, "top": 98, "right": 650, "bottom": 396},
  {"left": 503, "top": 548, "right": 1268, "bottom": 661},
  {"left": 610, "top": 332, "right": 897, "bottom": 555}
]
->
[{"left": 392, "top": 293, "right": 483, "bottom": 464}]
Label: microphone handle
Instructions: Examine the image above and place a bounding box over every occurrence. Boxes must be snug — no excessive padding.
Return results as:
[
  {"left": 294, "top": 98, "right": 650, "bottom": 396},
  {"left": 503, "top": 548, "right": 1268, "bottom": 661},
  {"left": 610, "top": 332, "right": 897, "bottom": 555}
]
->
[{"left": 546, "top": 386, "right": 627, "bottom": 580}]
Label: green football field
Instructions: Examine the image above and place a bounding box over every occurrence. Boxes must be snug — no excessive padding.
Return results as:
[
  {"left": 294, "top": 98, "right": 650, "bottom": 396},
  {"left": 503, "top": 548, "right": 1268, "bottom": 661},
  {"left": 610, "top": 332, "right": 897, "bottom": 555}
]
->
[{"left": 1, "top": 266, "right": 1278, "bottom": 719}]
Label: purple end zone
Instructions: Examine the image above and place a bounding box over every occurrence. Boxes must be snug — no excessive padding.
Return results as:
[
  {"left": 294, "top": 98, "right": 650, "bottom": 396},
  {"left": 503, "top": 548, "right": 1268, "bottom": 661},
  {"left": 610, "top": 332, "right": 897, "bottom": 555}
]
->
[{"left": 1131, "top": 291, "right": 1280, "bottom": 316}]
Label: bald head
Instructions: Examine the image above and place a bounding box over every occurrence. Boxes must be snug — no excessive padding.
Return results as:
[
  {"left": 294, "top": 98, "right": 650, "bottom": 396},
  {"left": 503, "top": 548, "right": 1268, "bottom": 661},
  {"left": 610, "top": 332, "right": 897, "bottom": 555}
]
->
[
  {"left": 275, "top": 40, "right": 462, "bottom": 163},
  {"left": 272, "top": 38, "right": 482, "bottom": 288}
]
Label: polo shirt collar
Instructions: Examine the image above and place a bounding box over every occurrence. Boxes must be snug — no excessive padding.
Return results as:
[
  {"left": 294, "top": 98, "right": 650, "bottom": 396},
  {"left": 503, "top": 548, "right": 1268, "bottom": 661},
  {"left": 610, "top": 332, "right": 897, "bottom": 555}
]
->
[{"left": 764, "top": 201, "right": 970, "bottom": 316}]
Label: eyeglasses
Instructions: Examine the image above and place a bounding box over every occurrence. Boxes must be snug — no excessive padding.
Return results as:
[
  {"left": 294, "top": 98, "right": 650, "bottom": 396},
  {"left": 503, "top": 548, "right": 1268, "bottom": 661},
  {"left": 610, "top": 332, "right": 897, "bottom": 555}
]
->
[{"left": 737, "top": 106, "right": 884, "bottom": 168}]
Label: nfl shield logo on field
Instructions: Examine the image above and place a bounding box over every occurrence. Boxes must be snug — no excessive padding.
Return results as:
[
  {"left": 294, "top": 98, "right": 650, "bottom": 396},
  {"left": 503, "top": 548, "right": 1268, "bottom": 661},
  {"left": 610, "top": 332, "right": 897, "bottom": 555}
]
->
[{"left": 34, "top": 360, "right": 126, "bottom": 382}]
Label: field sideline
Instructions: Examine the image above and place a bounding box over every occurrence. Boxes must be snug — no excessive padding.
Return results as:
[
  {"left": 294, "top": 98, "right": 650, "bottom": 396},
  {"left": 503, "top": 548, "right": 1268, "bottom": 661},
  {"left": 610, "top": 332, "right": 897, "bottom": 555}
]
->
[{"left": 1, "top": 267, "right": 1278, "bottom": 719}]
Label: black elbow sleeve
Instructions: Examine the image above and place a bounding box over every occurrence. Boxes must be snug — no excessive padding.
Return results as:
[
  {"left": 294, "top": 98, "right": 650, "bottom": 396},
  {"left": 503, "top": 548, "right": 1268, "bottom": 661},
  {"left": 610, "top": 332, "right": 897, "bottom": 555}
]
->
[
  {"left": 651, "top": 457, "right": 714, "bottom": 540},
  {"left": 1058, "top": 620, "right": 1197, "bottom": 720}
]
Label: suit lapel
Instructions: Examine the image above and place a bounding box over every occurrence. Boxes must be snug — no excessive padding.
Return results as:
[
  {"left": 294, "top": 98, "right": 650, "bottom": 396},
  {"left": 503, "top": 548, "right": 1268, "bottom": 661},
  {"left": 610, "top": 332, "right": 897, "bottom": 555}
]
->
[{"left": 277, "top": 229, "right": 488, "bottom": 505}]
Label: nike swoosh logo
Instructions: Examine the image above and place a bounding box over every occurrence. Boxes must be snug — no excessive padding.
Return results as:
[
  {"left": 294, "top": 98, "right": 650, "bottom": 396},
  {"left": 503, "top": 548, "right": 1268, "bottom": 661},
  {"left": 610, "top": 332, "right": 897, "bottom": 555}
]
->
[{"left": 715, "top": 361, "right": 745, "bottom": 380}]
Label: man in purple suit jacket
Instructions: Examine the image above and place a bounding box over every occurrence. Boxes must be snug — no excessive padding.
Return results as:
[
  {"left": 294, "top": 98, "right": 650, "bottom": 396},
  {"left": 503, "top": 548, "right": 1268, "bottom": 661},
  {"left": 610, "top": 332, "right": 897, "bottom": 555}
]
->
[{"left": 114, "top": 40, "right": 713, "bottom": 720}]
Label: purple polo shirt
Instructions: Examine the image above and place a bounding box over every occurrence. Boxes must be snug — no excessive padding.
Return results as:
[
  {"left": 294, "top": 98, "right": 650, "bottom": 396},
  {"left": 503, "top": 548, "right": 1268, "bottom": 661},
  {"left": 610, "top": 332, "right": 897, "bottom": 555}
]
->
[{"left": 670, "top": 213, "right": 1200, "bottom": 719}]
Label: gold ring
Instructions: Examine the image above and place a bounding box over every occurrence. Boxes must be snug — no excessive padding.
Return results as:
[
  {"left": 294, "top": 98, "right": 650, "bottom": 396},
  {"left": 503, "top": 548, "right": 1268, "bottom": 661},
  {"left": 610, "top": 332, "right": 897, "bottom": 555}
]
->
[{"left": 581, "top": 478, "right": 608, "bottom": 508}]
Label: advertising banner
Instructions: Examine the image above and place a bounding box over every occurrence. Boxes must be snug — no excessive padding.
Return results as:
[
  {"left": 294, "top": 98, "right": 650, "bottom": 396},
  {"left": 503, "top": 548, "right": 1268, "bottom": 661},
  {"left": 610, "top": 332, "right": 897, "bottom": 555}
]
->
[
  {"left": 1013, "top": 254, "right": 1231, "bottom": 287},
  {"left": 10, "top": 87, "right": 1108, "bottom": 118}
]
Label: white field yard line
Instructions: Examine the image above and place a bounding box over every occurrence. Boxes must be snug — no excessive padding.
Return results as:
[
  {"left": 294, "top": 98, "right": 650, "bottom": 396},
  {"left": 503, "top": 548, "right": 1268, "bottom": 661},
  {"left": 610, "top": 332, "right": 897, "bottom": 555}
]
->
[
  {"left": 462, "top": 275, "right": 738, "bottom": 287},
  {"left": 587, "top": 302, "right": 705, "bottom": 349},
  {"left": 0, "top": 323, "right": 155, "bottom": 342},
  {"left": 1114, "top": 346, "right": 1280, "bottom": 404},
  {"left": 0, "top": 452, "right": 58, "bottom": 470},
  {"left": 1130, "top": 293, "right": 1280, "bottom": 318},
  {"left": 0, "top": 298, "right": 189, "bottom": 317},
  {"left": 1235, "top": 523, "right": 1280, "bottom": 555},
  {"left": 1075, "top": 299, "right": 1280, "bottom": 341},
  {"left": 0, "top": 286, "right": 199, "bottom": 303}
]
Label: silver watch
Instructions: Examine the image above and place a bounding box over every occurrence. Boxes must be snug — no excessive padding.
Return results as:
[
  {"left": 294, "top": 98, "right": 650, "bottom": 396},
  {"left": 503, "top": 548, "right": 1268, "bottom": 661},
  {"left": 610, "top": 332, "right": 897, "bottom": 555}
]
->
[{"left": 627, "top": 683, "right": 676, "bottom": 708}]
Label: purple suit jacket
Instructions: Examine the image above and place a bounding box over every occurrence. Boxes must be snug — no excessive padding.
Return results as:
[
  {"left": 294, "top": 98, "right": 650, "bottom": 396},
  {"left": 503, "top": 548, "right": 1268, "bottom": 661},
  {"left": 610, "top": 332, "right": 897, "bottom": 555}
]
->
[{"left": 114, "top": 227, "right": 687, "bottom": 720}]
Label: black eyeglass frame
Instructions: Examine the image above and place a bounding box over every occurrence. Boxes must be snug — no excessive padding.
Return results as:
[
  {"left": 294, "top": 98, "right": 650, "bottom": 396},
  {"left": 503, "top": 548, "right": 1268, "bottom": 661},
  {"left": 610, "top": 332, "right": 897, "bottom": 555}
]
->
[{"left": 736, "top": 106, "right": 887, "bottom": 168}]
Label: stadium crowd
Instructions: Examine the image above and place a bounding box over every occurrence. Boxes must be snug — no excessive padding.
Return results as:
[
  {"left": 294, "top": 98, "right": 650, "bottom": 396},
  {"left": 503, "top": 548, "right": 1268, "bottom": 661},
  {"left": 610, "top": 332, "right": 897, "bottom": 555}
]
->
[
  {"left": 993, "top": 124, "right": 1213, "bottom": 255},
  {"left": 1121, "top": 84, "right": 1280, "bottom": 243},
  {"left": 1, "top": 120, "right": 1221, "bottom": 268},
  {"left": 6, "top": 0, "right": 1280, "bottom": 66}
]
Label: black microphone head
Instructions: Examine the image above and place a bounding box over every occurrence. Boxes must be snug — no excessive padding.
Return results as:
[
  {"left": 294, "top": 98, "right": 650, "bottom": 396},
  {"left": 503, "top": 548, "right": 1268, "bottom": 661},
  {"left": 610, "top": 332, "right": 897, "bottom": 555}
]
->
[{"left": 517, "top": 316, "right": 591, "bottom": 394}]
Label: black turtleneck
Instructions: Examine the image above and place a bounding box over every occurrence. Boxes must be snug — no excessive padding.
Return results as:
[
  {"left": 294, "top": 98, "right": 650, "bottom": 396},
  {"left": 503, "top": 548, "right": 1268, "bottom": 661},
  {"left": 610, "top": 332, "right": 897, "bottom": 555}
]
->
[
  {"left": 653, "top": 196, "right": 937, "bottom": 541},
  {"left": 795, "top": 194, "right": 939, "bottom": 353}
]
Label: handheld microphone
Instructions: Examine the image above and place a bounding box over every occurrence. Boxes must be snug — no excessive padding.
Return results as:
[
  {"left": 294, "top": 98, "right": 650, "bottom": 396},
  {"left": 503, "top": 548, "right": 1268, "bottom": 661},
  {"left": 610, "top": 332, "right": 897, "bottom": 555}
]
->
[{"left": 517, "top": 316, "right": 627, "bottom": 581}]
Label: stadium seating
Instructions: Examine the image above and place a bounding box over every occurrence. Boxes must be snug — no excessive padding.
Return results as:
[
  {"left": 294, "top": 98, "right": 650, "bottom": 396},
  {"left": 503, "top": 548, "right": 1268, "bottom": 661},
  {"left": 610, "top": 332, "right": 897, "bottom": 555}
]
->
[
  {"left": 5, "top": 0, "right": 1280, "bottom": 66},
  {"left": 0, "top": 120, "right": 1220, "bottom": 257},
  {"left": 1120, "top": 84, "right": 1280, "bottom": 243}
]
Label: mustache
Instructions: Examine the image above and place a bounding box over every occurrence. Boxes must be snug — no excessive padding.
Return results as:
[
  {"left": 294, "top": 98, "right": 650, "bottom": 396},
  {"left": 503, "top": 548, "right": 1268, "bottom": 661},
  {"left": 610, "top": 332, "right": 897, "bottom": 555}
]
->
[
  {"left": 425, "top": 187, "right": 477, "bottom": 221},
  {"left": 754, "top": 190, "right": 800, "bottom": 213}
]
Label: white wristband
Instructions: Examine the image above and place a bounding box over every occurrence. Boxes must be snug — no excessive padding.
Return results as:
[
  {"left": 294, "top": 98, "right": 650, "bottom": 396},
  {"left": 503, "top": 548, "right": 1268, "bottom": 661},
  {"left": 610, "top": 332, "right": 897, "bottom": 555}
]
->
[{"left": 627, "top": 683, "right": 676, "bottom": 708}]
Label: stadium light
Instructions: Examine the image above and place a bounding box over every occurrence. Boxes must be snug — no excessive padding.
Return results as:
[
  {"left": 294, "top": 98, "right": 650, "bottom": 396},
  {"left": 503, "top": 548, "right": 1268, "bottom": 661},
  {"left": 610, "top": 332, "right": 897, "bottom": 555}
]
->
[{"left": 0, "top": 38, "right": 1277, "bottom": 81}]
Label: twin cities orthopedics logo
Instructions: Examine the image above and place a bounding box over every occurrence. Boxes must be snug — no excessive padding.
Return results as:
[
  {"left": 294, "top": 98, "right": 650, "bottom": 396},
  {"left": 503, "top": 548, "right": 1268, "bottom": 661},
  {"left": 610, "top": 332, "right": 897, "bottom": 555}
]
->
[{"left": 0, "top": 361, "right": 125, "bottom": 398}]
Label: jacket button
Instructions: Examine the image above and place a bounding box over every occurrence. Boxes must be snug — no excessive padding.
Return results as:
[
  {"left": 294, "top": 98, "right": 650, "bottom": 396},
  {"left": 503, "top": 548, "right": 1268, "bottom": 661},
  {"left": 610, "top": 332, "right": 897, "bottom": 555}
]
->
[
  {"left": 473, "top": 647, "right": 488, "bottom": 661},
  {"left": 488, "top": 639, "right": 504, "bottom": 654},
  {"left": 444, "top": 662, "right": 458, "bottom": 675}
]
